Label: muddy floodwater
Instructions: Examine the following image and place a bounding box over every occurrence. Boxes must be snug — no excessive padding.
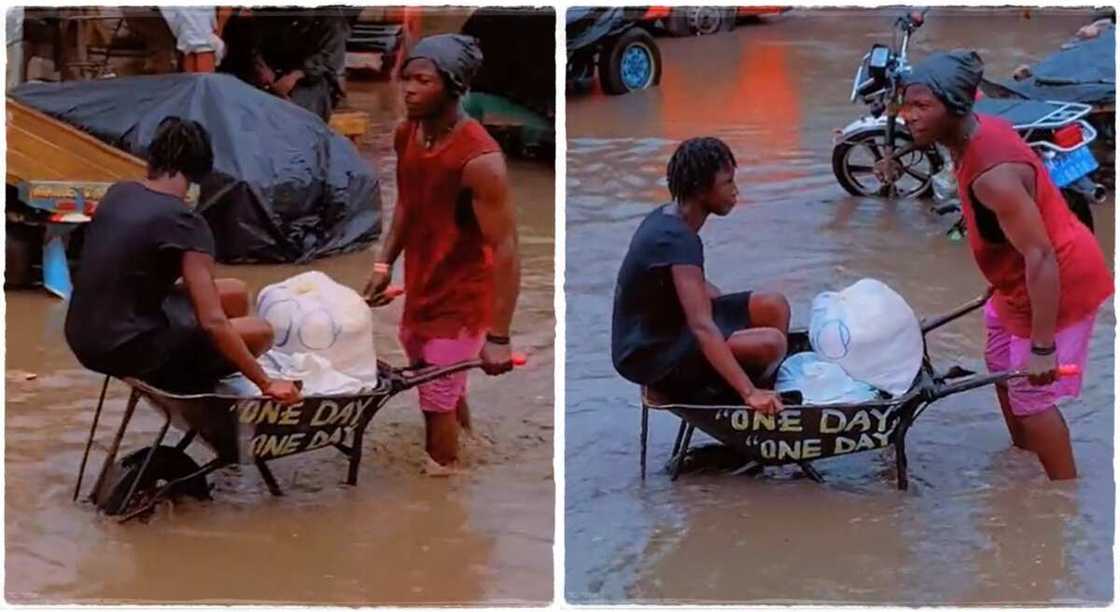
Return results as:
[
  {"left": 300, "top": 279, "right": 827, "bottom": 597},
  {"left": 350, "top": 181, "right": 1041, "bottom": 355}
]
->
[
  {"left": 5, "top": 75, "right": 554, "bottom": 604},
  {"left": 565, "top": 8, "right": 1113, "bottom": 605}
]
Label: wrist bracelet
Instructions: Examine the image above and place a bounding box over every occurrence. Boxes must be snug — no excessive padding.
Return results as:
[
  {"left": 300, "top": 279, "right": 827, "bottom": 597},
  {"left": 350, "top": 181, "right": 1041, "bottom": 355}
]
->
[
  {"left": 1031, "top": 344, "right": 1056, "bottom": 356},
  {"left": 486, "top": 333, "right": 511, "bottom": 345},
  {"left": 373, "top": 262, "right": 390, "bottom": 274}
]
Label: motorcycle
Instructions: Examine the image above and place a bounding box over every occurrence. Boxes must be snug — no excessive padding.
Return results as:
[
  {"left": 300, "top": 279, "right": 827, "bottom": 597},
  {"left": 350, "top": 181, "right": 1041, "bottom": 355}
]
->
[{"left": 831, "top": 9, "right": 1104, "bottom": 232}]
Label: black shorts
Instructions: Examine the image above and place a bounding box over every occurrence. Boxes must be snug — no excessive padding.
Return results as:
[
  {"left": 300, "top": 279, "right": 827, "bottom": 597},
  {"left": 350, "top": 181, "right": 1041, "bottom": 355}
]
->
[
  {"left": 129, "top": 292, "right": 237, "bottom": 394},
  {"left": 652, "top": 291, "right": 753, "bottom": 395}
]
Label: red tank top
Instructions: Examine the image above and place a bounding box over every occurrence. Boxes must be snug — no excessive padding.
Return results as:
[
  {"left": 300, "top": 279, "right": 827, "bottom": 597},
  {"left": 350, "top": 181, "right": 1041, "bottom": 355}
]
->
[
  {"left": 955, "top": 114, "right": 1112, "bottom": 337},
  {"left": 395, "top": 118, "right": 501, "bottom": 337}
]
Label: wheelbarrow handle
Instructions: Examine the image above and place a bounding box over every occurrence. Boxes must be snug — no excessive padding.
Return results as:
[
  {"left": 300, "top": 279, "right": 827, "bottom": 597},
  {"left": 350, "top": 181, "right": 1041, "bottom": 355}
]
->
[
  {"left": 920, "top": 289, "right": 993, "bottom": 335},
  {"left": 397, "top": 353, "right": 528, "bottom": 389},
  {"left": 929, "top": 363, "right": 1080, "bottom": 400}
]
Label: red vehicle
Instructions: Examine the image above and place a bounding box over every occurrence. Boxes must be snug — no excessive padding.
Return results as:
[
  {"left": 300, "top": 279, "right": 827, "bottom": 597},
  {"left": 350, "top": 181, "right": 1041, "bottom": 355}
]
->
[{"left": 640, "top": 6, "right": 789, "bottom": 36}]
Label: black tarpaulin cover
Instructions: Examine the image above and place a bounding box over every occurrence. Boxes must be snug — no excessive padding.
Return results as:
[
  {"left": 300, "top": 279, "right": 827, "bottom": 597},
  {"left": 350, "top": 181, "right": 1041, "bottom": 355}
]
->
[
  {"left": 11, "top": 72, "right": 381, "bottom": 264},
  {"left": 985, "top": 28, "right": 1115, "bottom": 105},
  {"left": 566, "top": 8, "right": 633, "bottom": 55}
]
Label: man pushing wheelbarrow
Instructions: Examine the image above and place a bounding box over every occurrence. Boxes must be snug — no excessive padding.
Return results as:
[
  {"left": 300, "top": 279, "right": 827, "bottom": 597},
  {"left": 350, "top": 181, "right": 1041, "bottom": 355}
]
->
[{"left": 616, "top": 131, "right": 1110, "bottom": 484}]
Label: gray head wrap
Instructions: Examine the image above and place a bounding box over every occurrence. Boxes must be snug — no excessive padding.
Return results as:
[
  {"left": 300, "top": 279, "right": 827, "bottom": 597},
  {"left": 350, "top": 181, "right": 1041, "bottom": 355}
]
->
[
  {"left": 903, "top": 50, "right": 985, "bottom": 116},
  {"left": 403, "top": 34, "right": 484, "bottom": 96}
]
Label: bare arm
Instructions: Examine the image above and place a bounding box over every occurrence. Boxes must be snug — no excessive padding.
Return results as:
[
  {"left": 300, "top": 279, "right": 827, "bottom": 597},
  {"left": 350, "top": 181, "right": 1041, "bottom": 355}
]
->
[
  {"left": 464, "top": 152, "right": 520, "bottom": 337},
  {"left": 375, "top": 192, "right": 409, "bottom": 269},
  {"left": 181, "top": 251, "right": 270, "bottom": 390},
  {"left": 972, "top": 163, "right": 1059, "bottom": 348},
  {"left": 671, "top": 265, "right": 754, "bottom": 398}
]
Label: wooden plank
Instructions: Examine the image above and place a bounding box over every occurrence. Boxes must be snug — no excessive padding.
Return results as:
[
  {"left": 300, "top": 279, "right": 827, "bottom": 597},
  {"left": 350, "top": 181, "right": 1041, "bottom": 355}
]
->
[
  {"left": 6, "top": 98, "right": 146, "bottom": 185},
  {"left": 329, "top": 110, "right": 370, "bottom": 138}
]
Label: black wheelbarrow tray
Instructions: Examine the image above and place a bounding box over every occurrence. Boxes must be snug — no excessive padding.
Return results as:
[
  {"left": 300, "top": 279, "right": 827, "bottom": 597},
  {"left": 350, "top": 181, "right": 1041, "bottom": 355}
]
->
[
  {"left": 638, "top": 292, "right": 1079, "bottom": 489},
  {"left": 73, "top": 358, "right": 499, "bottom": 522}
]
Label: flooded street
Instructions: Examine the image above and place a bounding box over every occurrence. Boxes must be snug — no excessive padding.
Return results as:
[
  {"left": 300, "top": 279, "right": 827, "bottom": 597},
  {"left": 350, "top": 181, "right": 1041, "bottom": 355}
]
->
[
  {"left": 565, "top": 8, "right": 1113, "bottom": 605},
  {"left": 5, "top": 75, "right": 554, "bottom": 603}
]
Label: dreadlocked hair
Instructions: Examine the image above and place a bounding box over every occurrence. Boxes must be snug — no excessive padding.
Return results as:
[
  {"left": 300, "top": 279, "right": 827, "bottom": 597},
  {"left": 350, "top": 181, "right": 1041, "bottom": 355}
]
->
[
  {"left": 666, "top": 137, "right": 737, "bottom": 203},
  {"left": 146, "top": 116, "right": 214, "bottom": 183}
]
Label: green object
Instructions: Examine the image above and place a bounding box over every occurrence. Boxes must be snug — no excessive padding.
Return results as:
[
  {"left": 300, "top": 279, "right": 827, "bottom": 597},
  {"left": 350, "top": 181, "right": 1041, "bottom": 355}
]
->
[{"left": 462, "top": 92, "right": 554, "bottom": 154}]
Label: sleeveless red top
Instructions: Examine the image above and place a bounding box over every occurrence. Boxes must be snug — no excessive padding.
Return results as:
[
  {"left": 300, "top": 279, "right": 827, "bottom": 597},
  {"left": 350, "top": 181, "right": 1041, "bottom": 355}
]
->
[
  {"left": 395, "top": 118, "right": 501, "bottom": 337},
  {"left": 955, "top": 114, "right": 1112, "bottom": 337}
]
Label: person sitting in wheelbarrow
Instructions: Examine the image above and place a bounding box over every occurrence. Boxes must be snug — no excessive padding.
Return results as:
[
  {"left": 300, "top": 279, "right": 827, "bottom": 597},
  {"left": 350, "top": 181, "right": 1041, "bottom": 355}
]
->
[
  {"left": 611, "top": 137, "right": 790, "bottom": 415},
  {"left": 900, "top": 51, "right": 1112, "bottom": 480},
  {"left": 64, "top": 117, "right": 302, "bottom": 405}
]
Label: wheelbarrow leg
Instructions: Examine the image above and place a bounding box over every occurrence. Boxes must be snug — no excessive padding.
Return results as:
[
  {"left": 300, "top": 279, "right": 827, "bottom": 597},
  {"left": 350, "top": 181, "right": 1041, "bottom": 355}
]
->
[
  {"left": 346, "top": 430, "right": 363, "bottom": 486},
  {"left": 895, "top": 423, "right": 910, "bottom": 491},
  {"left": 799, "top": 461, "right": 825, "bottom": 483},
  {"left": 175, "top": 430, "right": 196, "bottom": 452},
  {"left": 670, "top": 423, "right": 695, "bottom": 481},
  {"left": 89, "top": 387, "right": 140, "bottom": 503},
  {"left": 640, "top": 405, "right": 649, "bottom": 480},
  {"left": 255, "top": 459, "right": 284, "bottom": 496},
  {"left": 669, "top": 418, "right": 688, "bottom": 458},
  {"left": 74, "top": 375, "right": 111, "bottom": 502},
  {"left": 116, "top": 415, "right": 171, "bottom": 515}
]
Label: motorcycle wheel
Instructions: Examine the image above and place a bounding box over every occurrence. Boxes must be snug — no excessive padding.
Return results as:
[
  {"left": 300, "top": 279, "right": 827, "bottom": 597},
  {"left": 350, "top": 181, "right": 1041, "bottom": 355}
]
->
[
  {"left": 667, "top": 7, "right": 735, "bottom": 36},
  {"left": 598, "top": 28, "right": 662, "bottom": 95},
  {"left": 832, "top": 126, "right": 943, "bottom": 199},
  {"left": 1062, "top": 187, "right": 1095, "bottom": 233}
]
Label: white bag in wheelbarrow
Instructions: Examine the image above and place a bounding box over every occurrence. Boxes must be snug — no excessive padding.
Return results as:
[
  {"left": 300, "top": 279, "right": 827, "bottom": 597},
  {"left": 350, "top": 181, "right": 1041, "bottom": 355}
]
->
[
  {"left": 809, "top": 278, "right": 922, "bottom": 397},
  {"left": 775, "top": 352, "right": 879, "bottom": 405},
  {"left": 256, "top": 271, "right": 379, "bottom": 385}
]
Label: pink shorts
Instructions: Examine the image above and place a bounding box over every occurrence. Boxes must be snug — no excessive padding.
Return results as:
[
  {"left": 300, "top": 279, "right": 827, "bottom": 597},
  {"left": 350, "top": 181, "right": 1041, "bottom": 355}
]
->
[
  {"left": 399, "top": 327, "right": 485, "bottom": 413},
  {"left": 984, "top": 300, "right": 1096, "bottom": 417}
]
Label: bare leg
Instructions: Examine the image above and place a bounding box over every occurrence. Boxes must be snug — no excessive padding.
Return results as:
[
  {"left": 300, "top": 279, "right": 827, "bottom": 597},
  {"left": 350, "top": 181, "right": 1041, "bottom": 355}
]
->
[
  {"left": 726, "top": 327, "right": 787, "bottom": 385},
  {"left": 995, "top": 384, "right": 1027, "bottom": 448},
  {"left": 424, "top": 410, "right": 460, "bottom": 466},
  {"left": 1018, "top": 407, "right": 1077, "bottom": 480},
  {"left": 231, "top": 317, "right": 274, "bottom": 356},
  {"left": 456, "top": 397, "right": 472, "bottom": 433},
  {"left": 214, "top": 278, "right": 251, "bottom": 318},
  {"left": 749, "top": 292, "right": 791, "bottom": 335}
]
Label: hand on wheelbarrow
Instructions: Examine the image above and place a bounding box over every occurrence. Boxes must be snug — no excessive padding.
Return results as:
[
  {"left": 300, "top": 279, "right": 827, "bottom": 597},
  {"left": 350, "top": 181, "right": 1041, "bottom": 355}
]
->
[
  {"left": 362, "top": 261, "right": 403, "bottom": 307},
  {"left": 480, "top": 334, "right": 524, "bottom": 375},
  {"left": 1027, "top": 351, "right": 1061, "bottom": 386},
  {"left": 743, "top": 388, "right": 783, "bottom": 415},
  {"left": 263, "top": 378, "right": 302, "bottom": 405},
  {"left": 364, "top": 282, "right": 405, "bottom": 308}
]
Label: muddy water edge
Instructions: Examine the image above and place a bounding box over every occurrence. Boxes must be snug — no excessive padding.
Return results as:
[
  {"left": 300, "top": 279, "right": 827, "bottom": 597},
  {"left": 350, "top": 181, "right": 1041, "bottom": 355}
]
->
[{"left": 565, "top": 8, "right": 1113, "bottom": 604}]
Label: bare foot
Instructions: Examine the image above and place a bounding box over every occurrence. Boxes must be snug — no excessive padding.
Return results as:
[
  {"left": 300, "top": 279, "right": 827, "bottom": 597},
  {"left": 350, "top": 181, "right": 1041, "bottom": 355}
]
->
[{"left": 423, "top": 456, "right": 466, "bottom": 477}]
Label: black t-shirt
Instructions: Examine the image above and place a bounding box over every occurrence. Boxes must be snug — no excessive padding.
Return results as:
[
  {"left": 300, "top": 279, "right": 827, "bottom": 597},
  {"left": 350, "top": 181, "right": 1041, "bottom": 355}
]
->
[
  {"left": 611, "top": 205, "right": 707, "bottom": 385},
  {"left": 65, "top": 181, "right": 215, "bottom": 375}
]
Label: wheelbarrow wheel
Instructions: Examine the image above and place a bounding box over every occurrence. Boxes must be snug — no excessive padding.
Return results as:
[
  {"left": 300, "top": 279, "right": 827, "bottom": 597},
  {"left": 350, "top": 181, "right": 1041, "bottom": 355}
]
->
[{"left": 94, "top": 445, "right": 211, "bottom": 516}]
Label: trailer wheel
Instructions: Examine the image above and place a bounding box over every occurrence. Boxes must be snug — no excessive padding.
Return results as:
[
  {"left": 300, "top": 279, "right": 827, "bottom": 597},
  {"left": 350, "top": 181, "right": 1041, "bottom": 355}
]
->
[
  {"left": 95, "top": 445, "right": 211, "bottom": 517},
  {"left": 598, "top": 28, "right": 662, "bottom": 95}
]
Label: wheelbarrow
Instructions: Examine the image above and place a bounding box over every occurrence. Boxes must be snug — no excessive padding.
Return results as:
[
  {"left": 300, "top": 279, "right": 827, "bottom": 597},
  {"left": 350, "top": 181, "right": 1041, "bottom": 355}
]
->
[
  {"left": 74, "top": 355, "right": 524, "bottom": 522},
  {"left": 638, "top": 293, "right": 1080, "bottom": 489}
]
